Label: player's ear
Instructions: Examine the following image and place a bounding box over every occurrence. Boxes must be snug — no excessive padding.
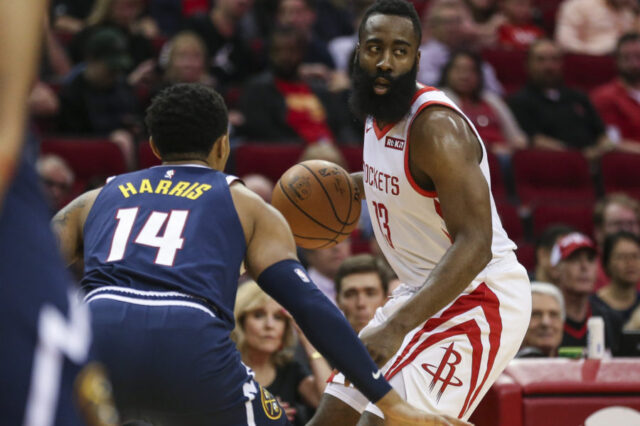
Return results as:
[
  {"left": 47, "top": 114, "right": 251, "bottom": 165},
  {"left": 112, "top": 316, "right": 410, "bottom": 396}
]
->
[
  {"left": 416, "top": 49, "right": 421, "bottom": 73},
  {"left": 149, "top": 137, "right": 162, "bottom": 161}
]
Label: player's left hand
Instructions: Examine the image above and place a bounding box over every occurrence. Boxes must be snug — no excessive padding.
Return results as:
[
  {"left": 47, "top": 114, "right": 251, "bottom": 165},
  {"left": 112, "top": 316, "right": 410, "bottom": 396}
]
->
[{"left": 359, "top": 321, "right": 405, "bottom": 367}]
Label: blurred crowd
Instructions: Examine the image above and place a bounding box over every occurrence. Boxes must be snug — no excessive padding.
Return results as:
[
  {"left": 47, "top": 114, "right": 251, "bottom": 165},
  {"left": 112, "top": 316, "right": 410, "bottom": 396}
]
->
[{"left": 25, "top": 0, "right": 640, "bottom": 422}]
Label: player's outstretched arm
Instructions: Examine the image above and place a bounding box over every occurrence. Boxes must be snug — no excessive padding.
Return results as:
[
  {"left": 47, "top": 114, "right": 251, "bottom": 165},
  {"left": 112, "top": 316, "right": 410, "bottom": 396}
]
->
[
  {"left": 0, "top": 0, "right": 47, "bottom": 209},
  {"left": 231, "top": 183, "right": 470, "bottom": 426},
  {"left": 361, "top": 106, "right": 494, "bottom": 366},
  {"left": 51, "top": 189, "right": 101, "bottom": 265}
]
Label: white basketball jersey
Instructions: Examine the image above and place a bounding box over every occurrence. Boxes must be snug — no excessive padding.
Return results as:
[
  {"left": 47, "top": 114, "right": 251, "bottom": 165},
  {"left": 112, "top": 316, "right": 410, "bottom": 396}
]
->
[{"left": 363, "top": 85, "right": 516, "bottom": 288}]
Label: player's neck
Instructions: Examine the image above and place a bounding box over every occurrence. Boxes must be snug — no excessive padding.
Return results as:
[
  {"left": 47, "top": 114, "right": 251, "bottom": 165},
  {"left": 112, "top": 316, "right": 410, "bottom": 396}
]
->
[{"left": 162, "top": 159, "right": 210, "bottom": 168}]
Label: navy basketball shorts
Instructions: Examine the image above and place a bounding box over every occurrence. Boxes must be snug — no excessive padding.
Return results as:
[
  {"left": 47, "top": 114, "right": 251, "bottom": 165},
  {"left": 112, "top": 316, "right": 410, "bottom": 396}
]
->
[{"left": 85, "top": 286, "right": 291, "bottom": 426}]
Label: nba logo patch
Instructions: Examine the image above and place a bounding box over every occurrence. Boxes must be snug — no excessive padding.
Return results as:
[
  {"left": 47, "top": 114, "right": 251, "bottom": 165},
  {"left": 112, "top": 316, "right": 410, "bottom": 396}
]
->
[
  {"left": 384, "top": 136, "right": 405, "bottom": 150},
  {"left": 164, "top": 169, "right": 175, "bottom": 179},
  {"left": 294, "top": 268, "right": 310, "bottom": 283}
]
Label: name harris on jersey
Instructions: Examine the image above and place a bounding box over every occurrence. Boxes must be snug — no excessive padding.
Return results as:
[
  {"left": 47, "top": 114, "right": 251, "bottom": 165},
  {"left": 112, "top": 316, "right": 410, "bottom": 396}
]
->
[
  {"left": 117, "top": 179, "right": 212, "bottom": 200},
  {"left": 363, "top": 161, "right": 400, "bottom": 195}
]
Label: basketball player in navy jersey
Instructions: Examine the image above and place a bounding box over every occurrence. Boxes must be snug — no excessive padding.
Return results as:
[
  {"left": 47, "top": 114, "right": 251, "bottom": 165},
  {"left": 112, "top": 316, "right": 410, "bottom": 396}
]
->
[
  {"left": 52, "top": 83, "right": 465, "bottom": 426},
  {"left": 0, "top": 2, "right": 118, "bottom": 425}
]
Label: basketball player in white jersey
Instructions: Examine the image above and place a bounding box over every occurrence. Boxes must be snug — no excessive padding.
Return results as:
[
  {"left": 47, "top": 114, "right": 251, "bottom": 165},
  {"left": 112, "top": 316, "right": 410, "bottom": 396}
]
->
[{"left": 309, "top": 1, "right": 532, "bottom": 424}]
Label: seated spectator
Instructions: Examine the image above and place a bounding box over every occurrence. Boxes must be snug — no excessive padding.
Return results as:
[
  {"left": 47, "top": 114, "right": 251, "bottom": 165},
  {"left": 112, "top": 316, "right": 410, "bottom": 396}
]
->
[
  {"left": 508, "top": 39, "right": 614, "bottom": 159},
  {"left": 36, "top": 154, "right": 75, "bottom": 212},
  {"left": 51, "top": 0, "right": 97, "bottom": 34},
  {"left": 183, "top": 0, "right": 259, "bottom": 92},
  {"left": 464, "top": 0, "right": 507, "bottom": 46},
  {"left": 242, "top": 173, "right": 275, "bottom": 203},
  {"left": 516, "top": 281, "right": 564, "bottom": 357},
  {"left": 303, "top": 239, "right": 352, "bottom": 303},
  {"left": 68, "top": 0, "right": 157, "bottom": 68},
  {"left": 299, "top": 143, "right": 347, "bottom": 169},
  {"left": 591, "top": 33, "right": 640, "bottom": 151},
  {"left": 418, "top": 0, "right": 505, "bottom": 94},
  {"left": 439, "top": 50, "right": 527, "bottom": 157},
  {"left": 160, "top": 31, "right": 215, "bottom": 86},
  {"left": 550, "top": 232, "right": 623, "bottom": 354},
  {"left": 594, "top": 231, "right": 640, "bottom": 322},
  {"left": 29, "top": 81, "right": 60, "bottom": 119},
  {"left": 497, "top": 0, "right": 546, "bottom": 50},
  {"left": 555, "top": 0, "right": 640, "bottom": 55},
  {"left": 235, "top": 27, "right": 353, "bottom": 144},
  {"left": 531, "top": 224, "right": 575, "bottom": 282},
  {"left": 232, "top": 281, "right": 331, "bottom": 425},
  {"left": 328, "top": 1, "right": 374, "bottom": 73},
  {"left": 334, "top": 254, "right": 390, "bottom": 333},
  {"left": 593, "top": 193, "right": 640, "bottom": 289},
  {"left": 57, "top": 28, "right": 140, "bottom": 168}
]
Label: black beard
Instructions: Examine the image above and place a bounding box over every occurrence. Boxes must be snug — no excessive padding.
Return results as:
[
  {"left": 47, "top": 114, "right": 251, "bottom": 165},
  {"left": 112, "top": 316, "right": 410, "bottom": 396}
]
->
[{"left": 349, "top": 60, "right": 418, "bottom": 123}]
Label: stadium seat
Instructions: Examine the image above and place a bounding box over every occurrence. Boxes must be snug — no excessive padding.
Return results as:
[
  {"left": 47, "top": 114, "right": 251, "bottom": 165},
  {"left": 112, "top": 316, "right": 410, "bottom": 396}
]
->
[
  {"left": 564, "top": 54, "right": 616, "bottom": 92},
  {"left": 515, "top": 242, "right": 536, "bottom": 274},
  {"left": 512, "top": 149, "right": 595, "bottom": 205},
  {"left": 482, "top": 48, "right": 528, "bottom": 95},
  {"left": 497, "top": 202, "right": 525, "bottom": 242},
  {"left": 600, "top": 152, "right": 640, "bottom": 200},
  {"left": 233, "top": 144, "right": 305, "bottom": 183},
  {"left": 487, "top": 151, "right": 507, "bottom": 203},
  {"left": 531, "top": 202, "right": 595, "bottom": 239},
  {"left": 138, "top": 141, "right": 162, "bottom": 169},
  {"left": 40, "top": 138, "right": 127, "bottom": 198}
]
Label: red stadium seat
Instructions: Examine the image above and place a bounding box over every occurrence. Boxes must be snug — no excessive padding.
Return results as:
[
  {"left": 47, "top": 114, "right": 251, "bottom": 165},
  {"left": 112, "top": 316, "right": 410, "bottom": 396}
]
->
[
  {"left": 482, "top": 48, "right": 528, "bottom": 95},
  {"left": 341, "top": 146, "right": 364, "bottom": 173},
  {"left": 487, "top": 151, "right": 507, "bottom": 203},
  {"left": 515, "top": 242, "right": 536, "bottom": 273},
  {"left": 600, "top": 152, "right": 640, "bottom": 200},
  {"left": 496, "top": 202, "right": 525, "bottom": 242},
  {"left": 512, "top": 149, "right": 595, "bottom": 205},
  {"left": 138, "top": 141, "right": 162, "bottom": 170},
  {"left": 564, "top": 54, "right": 616, "bottom": 92},
  {"left": 40, "top": 138, "right": 127, "bottom": 198},
  {"left": 233, "top": 144, "right": 305, "bottom": 183},
  {"left": 531, "top": 202, "right": 595, "bottom": 239}
]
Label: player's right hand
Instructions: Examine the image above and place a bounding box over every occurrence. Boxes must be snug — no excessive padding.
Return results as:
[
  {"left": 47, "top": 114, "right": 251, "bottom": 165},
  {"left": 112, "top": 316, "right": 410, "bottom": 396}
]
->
[{"left": 375, "top": 390, "right": 473, "bottom": 426}]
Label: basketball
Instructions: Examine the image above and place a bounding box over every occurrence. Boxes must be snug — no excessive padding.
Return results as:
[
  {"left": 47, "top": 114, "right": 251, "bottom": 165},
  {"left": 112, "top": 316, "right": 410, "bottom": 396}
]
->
[{"left": 272, "top": 160, "right": 361, "bottom": 249}]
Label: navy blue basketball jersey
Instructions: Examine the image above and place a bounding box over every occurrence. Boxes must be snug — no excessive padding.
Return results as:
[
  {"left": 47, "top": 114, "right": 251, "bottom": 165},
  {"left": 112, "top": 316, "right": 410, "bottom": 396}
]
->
[
  {"left": 82, "top": 165, "right": 246, "bottom": 326},
  {"left": 0, "top": 132, "right": 91, "bottom": 426}
]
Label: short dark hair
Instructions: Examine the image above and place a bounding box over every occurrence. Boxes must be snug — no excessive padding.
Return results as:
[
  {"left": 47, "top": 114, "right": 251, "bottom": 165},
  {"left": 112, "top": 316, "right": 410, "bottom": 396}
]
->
[
  {"left": 145, "top": 83, "right": 228, "bottom": 160},
  {"left": 602, "top": 231, "right": 640, "bottom": 273},
  {"left": 358, "top": 0, "right": 422, "bottom": 46},
  {"left": 334, "top": 254, "right": 391, "bottom": 295},
  {"left": 536, "top": 224, "right": 575, "bottom": 251},
  {"left": 438, "top": 50, "right": 484, "bottom": 99},
  {"left": 615, "top": 32, "right": 640, "bottom": 58}
]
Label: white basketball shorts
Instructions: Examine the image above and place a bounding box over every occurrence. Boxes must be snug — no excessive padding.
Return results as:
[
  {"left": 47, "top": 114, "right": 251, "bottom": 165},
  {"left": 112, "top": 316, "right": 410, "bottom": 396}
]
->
[{"left": 325, "top": 252, "right": 532, "bottom": 421}]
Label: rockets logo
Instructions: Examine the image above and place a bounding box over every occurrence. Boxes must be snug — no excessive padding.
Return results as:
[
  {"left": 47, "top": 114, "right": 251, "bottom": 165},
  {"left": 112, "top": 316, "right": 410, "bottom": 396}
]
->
[{"left": 421, "top": 343, "right": 463, "bottom": 403}]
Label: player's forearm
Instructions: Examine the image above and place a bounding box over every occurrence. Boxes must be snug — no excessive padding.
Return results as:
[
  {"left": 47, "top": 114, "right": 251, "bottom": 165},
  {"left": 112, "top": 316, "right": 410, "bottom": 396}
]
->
[
  {"left": 350, "top": 172, "right": 365, "bottom": 200},
  {"left": 387, "top": 233, "right": 492, "bottom": 335}
]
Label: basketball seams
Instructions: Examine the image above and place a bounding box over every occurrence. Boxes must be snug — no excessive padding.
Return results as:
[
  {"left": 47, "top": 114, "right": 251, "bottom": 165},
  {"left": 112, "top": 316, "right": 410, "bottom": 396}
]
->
[
  {"left": 299, "top": 163, "right": 350, "bottom": 226},
  {"left": 277, "top": 179, "right": 344, "bottom": 235}
]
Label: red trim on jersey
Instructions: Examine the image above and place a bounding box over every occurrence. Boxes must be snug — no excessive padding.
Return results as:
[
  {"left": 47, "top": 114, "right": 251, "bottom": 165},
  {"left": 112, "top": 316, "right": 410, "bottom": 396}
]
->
[
  {"left": 563, "top": 305, "right": 591, "bottom": 339},
  {"left": 411, "top": 85, "right": 439, "bottom": 103},
  {"left": 384, "top": 282, "right": 502, "bottom": 418},
  {"left": 404, "top": 100, "right": 460, "bottom": 198}
]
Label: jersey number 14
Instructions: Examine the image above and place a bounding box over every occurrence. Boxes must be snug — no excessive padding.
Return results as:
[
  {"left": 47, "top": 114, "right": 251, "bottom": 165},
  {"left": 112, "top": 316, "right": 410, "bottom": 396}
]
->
[{"left": 106, "top": 207, "right": 189, "bottom": 266}]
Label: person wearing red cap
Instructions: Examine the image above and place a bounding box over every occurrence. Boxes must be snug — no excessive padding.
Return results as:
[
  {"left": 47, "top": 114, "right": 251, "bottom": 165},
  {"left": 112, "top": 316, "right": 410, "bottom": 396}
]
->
[{"left": 550, "top": 232, "right": 623, "bottom": 354}]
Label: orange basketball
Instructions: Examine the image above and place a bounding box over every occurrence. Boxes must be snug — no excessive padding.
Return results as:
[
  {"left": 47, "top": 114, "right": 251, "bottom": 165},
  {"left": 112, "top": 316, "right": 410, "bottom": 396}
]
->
[{"left": 272, "top": 160, "right": 361, "bottom": 249}]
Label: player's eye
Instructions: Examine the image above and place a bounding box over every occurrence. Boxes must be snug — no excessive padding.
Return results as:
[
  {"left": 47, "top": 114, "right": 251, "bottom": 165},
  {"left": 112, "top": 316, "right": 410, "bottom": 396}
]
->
[{"left": 394, "top": 48, "right": 407, "bottom": 56}]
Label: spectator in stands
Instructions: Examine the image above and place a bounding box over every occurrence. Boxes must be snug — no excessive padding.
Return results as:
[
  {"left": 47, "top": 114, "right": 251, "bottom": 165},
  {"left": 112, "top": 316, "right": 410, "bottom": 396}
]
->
[
  {"left": 233, "top": 281, "right": 331, "bottom": 425},
  {"left": 51, "top": 0, "right": 97, "bottom": 34},
  {"left": 439, "top": 50, "right": 527, "bottom": 157},
  {"left": 497, "top": 0, "right": 546, "bottom": 50},
  {"left": 328, "top": 1, "right": 374, "bottom": 73},
  {"left": 160, "top": 31, "right": 215, "bottom": 87},
  {"left": 299, "top": 143, "right": 347, "bottom": 169},
  {"left": 304, "top": 239, "right": 352, "bottom": 303},
  {"left": 275, "top": 0, "right": 335, "bottom": 71},
  {"left": 591, "top": 33, "right": 640, "bottom": 151},
  {"left": 531, "top": 224, "right": 575, "bottom": 282},
  {"left": 555, "top": 0, "right": 640, "bottom": 55},
  {"left": 594, "top": 231, "right": 640, "bottom": 322},
  {"left": 550, "top": 232, "right": 622, "bottom": 354},
  {"left": 508, "top": 39, "right": 614, "bottom": 159},
  {"left": 334, "top": 254, "right": 390, "bottom": 333},
  {"left": 29, "top": 82, "right": 60, "bottom": 119},
  {"left": 36, "top": 154, "right": 75, "bottom": 212},
  {"left": 418, "top": 0, "right": 505, "bottom": 93},
  {"left": 235, "top": 27, "right": 353, "bottom": 144},
  {"left": 183, "top": 0, "right": 258, "bottom": 91},
  {"left": 68, "top": 0, "right": 157, "bottom": 68},
  {"left": 464, "top": 0, "right": 508, "bottom": 46},
  {"left": 57, "top": 28, "right": 140, "bottom": 169},
  {"left": 593, "top": 193, "right": 640, "bottom": 289},
  {"left": 242, "top": 173, "right": 275, "bottom": 203},
  {"left": 516, "top": 281, "right": 564, "bottom": 357}
]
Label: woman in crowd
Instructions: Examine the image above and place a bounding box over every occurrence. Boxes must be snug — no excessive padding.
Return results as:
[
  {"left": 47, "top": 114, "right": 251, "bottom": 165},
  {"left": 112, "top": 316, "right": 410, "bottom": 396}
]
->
[
  {"left": 438, "top": 50, "right": 527, "bottom": 158},
  {"left": 233, "top": 281, "right": 331, "bottom": 425}
]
